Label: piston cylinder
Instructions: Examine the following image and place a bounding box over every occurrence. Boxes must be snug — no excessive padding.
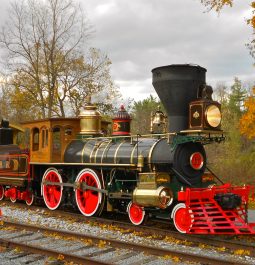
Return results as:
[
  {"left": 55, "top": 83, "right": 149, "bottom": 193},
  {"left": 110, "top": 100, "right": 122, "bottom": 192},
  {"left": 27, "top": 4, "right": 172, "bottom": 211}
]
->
[{"left": 132, "top": 186, "right": 173, "bottom": 209}]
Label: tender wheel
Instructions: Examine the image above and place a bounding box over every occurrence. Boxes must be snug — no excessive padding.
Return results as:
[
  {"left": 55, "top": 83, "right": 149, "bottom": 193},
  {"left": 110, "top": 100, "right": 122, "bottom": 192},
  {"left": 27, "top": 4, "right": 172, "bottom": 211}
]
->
[
  {"left": 42, "top": 168, "right": 63, "bottom": 210},
  {"left": 26, "top": 192, "right": 34, "bottom": 206},
  {"left": 75, "top": 168, "right": 102, "bottom": 217},
  {"left": 171, "top": 203, "right": 193, "bottom": 233},
  {"left": 0, "top": 185, "right": 4, "bottom": 200},
  {"left": 9, "top": 188, "right": 17, "bottom": 203},
  {"left": 10, "top": 195, "right": 17, "bottom": 203},
  {"left": 127, "top": 202, "right": 145, "bottom": 225}
]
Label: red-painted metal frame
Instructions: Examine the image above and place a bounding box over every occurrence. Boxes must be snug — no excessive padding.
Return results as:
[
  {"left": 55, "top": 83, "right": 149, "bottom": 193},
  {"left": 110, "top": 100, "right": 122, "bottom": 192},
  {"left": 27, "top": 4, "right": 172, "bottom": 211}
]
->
[{"left": 177, "top": 184, "right": 255, "bottom": 234}]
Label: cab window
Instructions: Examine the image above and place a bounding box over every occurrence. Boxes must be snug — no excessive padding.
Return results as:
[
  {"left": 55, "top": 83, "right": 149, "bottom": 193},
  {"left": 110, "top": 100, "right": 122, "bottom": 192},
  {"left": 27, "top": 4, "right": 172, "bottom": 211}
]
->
[{"left": 32, "top": 128, "right": 39, "bottom": 151}]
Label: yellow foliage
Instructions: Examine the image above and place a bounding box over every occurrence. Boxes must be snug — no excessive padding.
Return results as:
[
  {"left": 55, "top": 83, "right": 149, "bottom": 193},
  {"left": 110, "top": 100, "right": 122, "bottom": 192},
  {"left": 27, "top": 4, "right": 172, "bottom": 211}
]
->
[
  {"left": 14, "top": 247, "right": 22, "bottom": 253},
  {"left": 98, "top": 240, "right": 107, "bottom": 248},
  {"left": 163, "top": 255, "right": 181, "bottom": 262},
  {"left": 200, "top": 0, "right": 233, "bottom": 12},
  {"left": 234, "top": 249, "right": 250, "bottom": 256},
  {"left": 172, "top": 256, "right": 181, "bottom": 262},
  {"left": 240, "top": 95, "right": 255, "bottom": 139},
  {"left": 57, "top": 254, "right": 65, "bottom": 261},
  {"left": 217, "top": 246, "right": 226, "bottom": 252},
  {"left": 249, "top": 197, "right": 255, "bottom": 209}
]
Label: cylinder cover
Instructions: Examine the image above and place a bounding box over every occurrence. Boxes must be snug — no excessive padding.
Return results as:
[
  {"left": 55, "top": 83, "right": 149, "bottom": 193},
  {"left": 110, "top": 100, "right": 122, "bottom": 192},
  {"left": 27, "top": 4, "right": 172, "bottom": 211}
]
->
[{"left": 133, "top": 186, "right": 173, "bottom": 209}]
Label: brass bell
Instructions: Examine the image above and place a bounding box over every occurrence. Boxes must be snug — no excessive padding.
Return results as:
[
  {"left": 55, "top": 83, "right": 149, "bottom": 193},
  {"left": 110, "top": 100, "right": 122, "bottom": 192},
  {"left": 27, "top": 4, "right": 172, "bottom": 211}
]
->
[{"left": 150, "top": 106, "right": 167, "bottom": 133}]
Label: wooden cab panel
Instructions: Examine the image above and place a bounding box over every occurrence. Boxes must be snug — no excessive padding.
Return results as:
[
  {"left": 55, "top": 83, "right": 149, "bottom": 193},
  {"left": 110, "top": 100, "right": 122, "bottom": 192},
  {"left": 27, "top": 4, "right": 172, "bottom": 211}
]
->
[{"left": 22, "top": 118, "right": 80, "bottom": 163}]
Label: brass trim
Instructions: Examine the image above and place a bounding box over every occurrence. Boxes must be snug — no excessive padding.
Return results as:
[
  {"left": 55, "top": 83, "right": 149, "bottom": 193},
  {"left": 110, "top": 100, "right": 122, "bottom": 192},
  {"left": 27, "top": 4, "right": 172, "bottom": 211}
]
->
[
  {"left": 30, "top": 162, "right": 137, "bottom": 167},
  {"left": 81, "top": 140, "right": 89, "bottom": 163},
  {"left": 180, "top": 129, "right": 224, "bottom": 134},
  {"left": 114, "top": 141, "right": 125, "bottom": 164},
  {"left": 90, "top": 141, "right": 98, "bottom": 163},
  {"left": 130, "top": 142, "right": 138, "bottom": 164},
  {"left": 148, "top": 138, "right": 165, "bottom": 171},
  {"left": 101, "top": 139, "right": 112, "bottom": 164},
  {"left": 94, "top": 140, "right": 108, "bottom": 163},
  {"left": 0, "top": 177, "right": 27, "bottom": 181}
]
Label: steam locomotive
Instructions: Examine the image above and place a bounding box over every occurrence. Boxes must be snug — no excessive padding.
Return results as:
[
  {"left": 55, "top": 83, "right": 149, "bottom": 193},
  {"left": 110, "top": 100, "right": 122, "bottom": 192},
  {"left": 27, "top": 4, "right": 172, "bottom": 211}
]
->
[{"left": 0, "top": 64, "right": 254, "bottom": 234}]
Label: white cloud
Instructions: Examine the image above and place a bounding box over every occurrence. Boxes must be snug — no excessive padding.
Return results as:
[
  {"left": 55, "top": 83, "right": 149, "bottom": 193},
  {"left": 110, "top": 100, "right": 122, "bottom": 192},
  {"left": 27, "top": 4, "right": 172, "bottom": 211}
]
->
[{"left": 0, "top": 0, "right": 254, "bottom": 101}]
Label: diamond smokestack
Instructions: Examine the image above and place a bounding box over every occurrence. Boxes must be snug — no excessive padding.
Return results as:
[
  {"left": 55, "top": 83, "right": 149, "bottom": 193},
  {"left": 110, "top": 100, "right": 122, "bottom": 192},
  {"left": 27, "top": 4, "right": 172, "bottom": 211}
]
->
[{"left": 152, "top": 64, "right": 207, "bottom": 132}]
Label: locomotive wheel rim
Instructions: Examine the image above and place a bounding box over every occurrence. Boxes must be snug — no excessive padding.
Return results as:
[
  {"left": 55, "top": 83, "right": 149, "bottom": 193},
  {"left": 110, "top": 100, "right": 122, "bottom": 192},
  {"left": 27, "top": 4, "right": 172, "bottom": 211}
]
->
[
  {"left": 10, "top": 196, "right": 17, "bottom": 203},
  {"left": 127, "top": 202, "right": 145, "bottom": 226},
  {"left": 75, "top": 169, "right": 102, "bottom": 217},
  {"left": 172, "top": 203, "right": 193, "bottom": 233},
  {"left": 26, "top": 193, "right": 34, "bottom": 206},
  {"left": 0, "top": 186, "right": 4, "bottom": 200},
  {"left": 42, "top": 168, "right": 63, "bottom": 210}
]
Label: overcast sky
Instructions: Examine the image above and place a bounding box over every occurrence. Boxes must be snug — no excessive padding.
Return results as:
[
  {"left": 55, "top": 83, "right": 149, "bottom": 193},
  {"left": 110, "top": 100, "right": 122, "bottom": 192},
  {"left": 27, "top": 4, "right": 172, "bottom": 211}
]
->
[{"left": 0, "top": 0, "right": 254, "bottom": 101}]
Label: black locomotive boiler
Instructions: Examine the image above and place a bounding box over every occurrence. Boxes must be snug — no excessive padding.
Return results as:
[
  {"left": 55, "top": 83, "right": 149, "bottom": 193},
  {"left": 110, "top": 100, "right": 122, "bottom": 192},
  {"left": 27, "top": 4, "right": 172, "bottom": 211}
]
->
[{"left": 0, "top": 64, "right": 254, "bottom": 234}]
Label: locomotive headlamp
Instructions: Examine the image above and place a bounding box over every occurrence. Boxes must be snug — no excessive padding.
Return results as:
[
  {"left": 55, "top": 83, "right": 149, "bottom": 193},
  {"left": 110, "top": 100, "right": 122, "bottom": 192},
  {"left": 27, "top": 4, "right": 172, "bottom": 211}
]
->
[
  {"left": 205, "top": 105, "right": 221, "bottom": 128},
  {"left": 189, "top": 100, "right": 222, "bottom": 131}
]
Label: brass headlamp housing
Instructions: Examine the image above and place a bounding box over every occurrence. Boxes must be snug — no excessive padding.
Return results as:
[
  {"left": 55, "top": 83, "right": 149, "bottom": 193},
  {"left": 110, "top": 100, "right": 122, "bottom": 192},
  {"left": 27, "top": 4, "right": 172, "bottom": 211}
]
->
[
  {"left": 205, "top": 105, "right": 221, "bottom": 128},
  {"left": 189, "top": 100, "right": 222, "bottom": 130}
]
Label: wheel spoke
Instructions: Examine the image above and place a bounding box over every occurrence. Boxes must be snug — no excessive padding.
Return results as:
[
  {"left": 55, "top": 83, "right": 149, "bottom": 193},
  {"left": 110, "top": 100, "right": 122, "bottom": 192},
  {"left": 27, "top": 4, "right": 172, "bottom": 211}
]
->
[
  {"left": 42, "top": 168, "right": 62, "bottom": 210},
  {"left": 75, "top": 169, "right": 102, "bottom": 217},
  {"left": 128, "top": 202, "right": 145, "bottom": 225}
]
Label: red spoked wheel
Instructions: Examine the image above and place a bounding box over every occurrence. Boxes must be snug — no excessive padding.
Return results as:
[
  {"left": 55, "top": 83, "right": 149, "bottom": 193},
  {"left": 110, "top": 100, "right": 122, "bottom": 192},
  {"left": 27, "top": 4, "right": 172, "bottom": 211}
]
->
[
  {"left": 171, "top": 203, "right": 193, "bottom": 233},
  {"left": 75, "top": 169, "right": 102, "bottom": 217},
  {"left": 0, "top": 185, "right": 4, "bottom": 201},
  {"left": 127, "top": 202, "right": 145, "bottom": 225},
  {"left": 25, "top": 192, "right": 34, "bottom": 206},
  {"left": 42, "top": 168, "right": 63, "bottom": 210}
]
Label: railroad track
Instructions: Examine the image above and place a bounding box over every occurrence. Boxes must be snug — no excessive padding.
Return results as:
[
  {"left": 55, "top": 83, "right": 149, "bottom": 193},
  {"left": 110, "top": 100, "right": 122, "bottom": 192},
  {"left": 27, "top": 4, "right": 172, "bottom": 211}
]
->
[
  {"left": 0, "top": 219, "right": 254, "bottom": 265},
  {"left": 5, "top": 201, "right": 253, "bottom": 255},
  {"left": 1, "top": 201, "right": 254, "bottom": 264}
]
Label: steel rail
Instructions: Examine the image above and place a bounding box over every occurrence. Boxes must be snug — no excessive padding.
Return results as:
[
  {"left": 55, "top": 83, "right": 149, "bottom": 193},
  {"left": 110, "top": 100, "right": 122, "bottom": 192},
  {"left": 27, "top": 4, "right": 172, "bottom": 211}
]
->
[
  {"left": 0, "top": 220, "right": 251, "bottom": 265},
  {"left": 1, "top": 201, "right": 254, "bottom": 256},
  {"left": 0, "top": 237, "right": 109, "bottom": 265}
]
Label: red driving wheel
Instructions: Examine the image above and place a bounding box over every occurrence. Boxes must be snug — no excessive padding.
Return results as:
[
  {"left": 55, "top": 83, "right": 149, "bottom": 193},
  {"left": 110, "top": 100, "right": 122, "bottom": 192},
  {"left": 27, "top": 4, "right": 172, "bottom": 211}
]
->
[
  {"left": 75, "top": 169, "right": 102, "bottom": 217},
  {"left": 42, "top": 168, "right": 63, "bottom": 210},
  {"left": 127, "top": 202, "right": 145, "bottom": 225},
  {"left": 172, "top": 203, "right": 193, "bottom": 233}
]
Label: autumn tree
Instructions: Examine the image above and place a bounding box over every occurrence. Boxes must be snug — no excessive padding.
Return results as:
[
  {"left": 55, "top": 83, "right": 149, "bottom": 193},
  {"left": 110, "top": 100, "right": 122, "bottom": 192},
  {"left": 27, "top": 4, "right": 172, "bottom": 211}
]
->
[
  {"left": 0, "top": 0, "right": 118, "bottom": 121},
  {"left": 240, "top": 88, "right": 255, "bottom": 139}
]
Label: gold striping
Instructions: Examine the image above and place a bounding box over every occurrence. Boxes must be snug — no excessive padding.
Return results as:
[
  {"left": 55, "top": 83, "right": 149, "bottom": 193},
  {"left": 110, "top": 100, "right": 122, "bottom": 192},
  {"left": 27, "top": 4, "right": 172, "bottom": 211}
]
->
[
  {"left": 89, "top": 140, "right": 98, "bottom": 163},
  {"left": 81, "top": 141, "right": 89, "bottom": 163},
  {"left": 30, "top": 162, "right": 136, "bottom": 167},
  {"left": 130, "top": 142, "right": 138, "bottom": 165},
  {"left": 148, "top": 138, "right": 165, "bottom": 172},
  {"left": 94, "top": 140, "right": 108, "bottom": 163},
  {"left": 101, "top": 139, "right": 112, "bottom": 164},
  {"left": 114, "top": 141, "right": 125, "bottom": 164}
]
